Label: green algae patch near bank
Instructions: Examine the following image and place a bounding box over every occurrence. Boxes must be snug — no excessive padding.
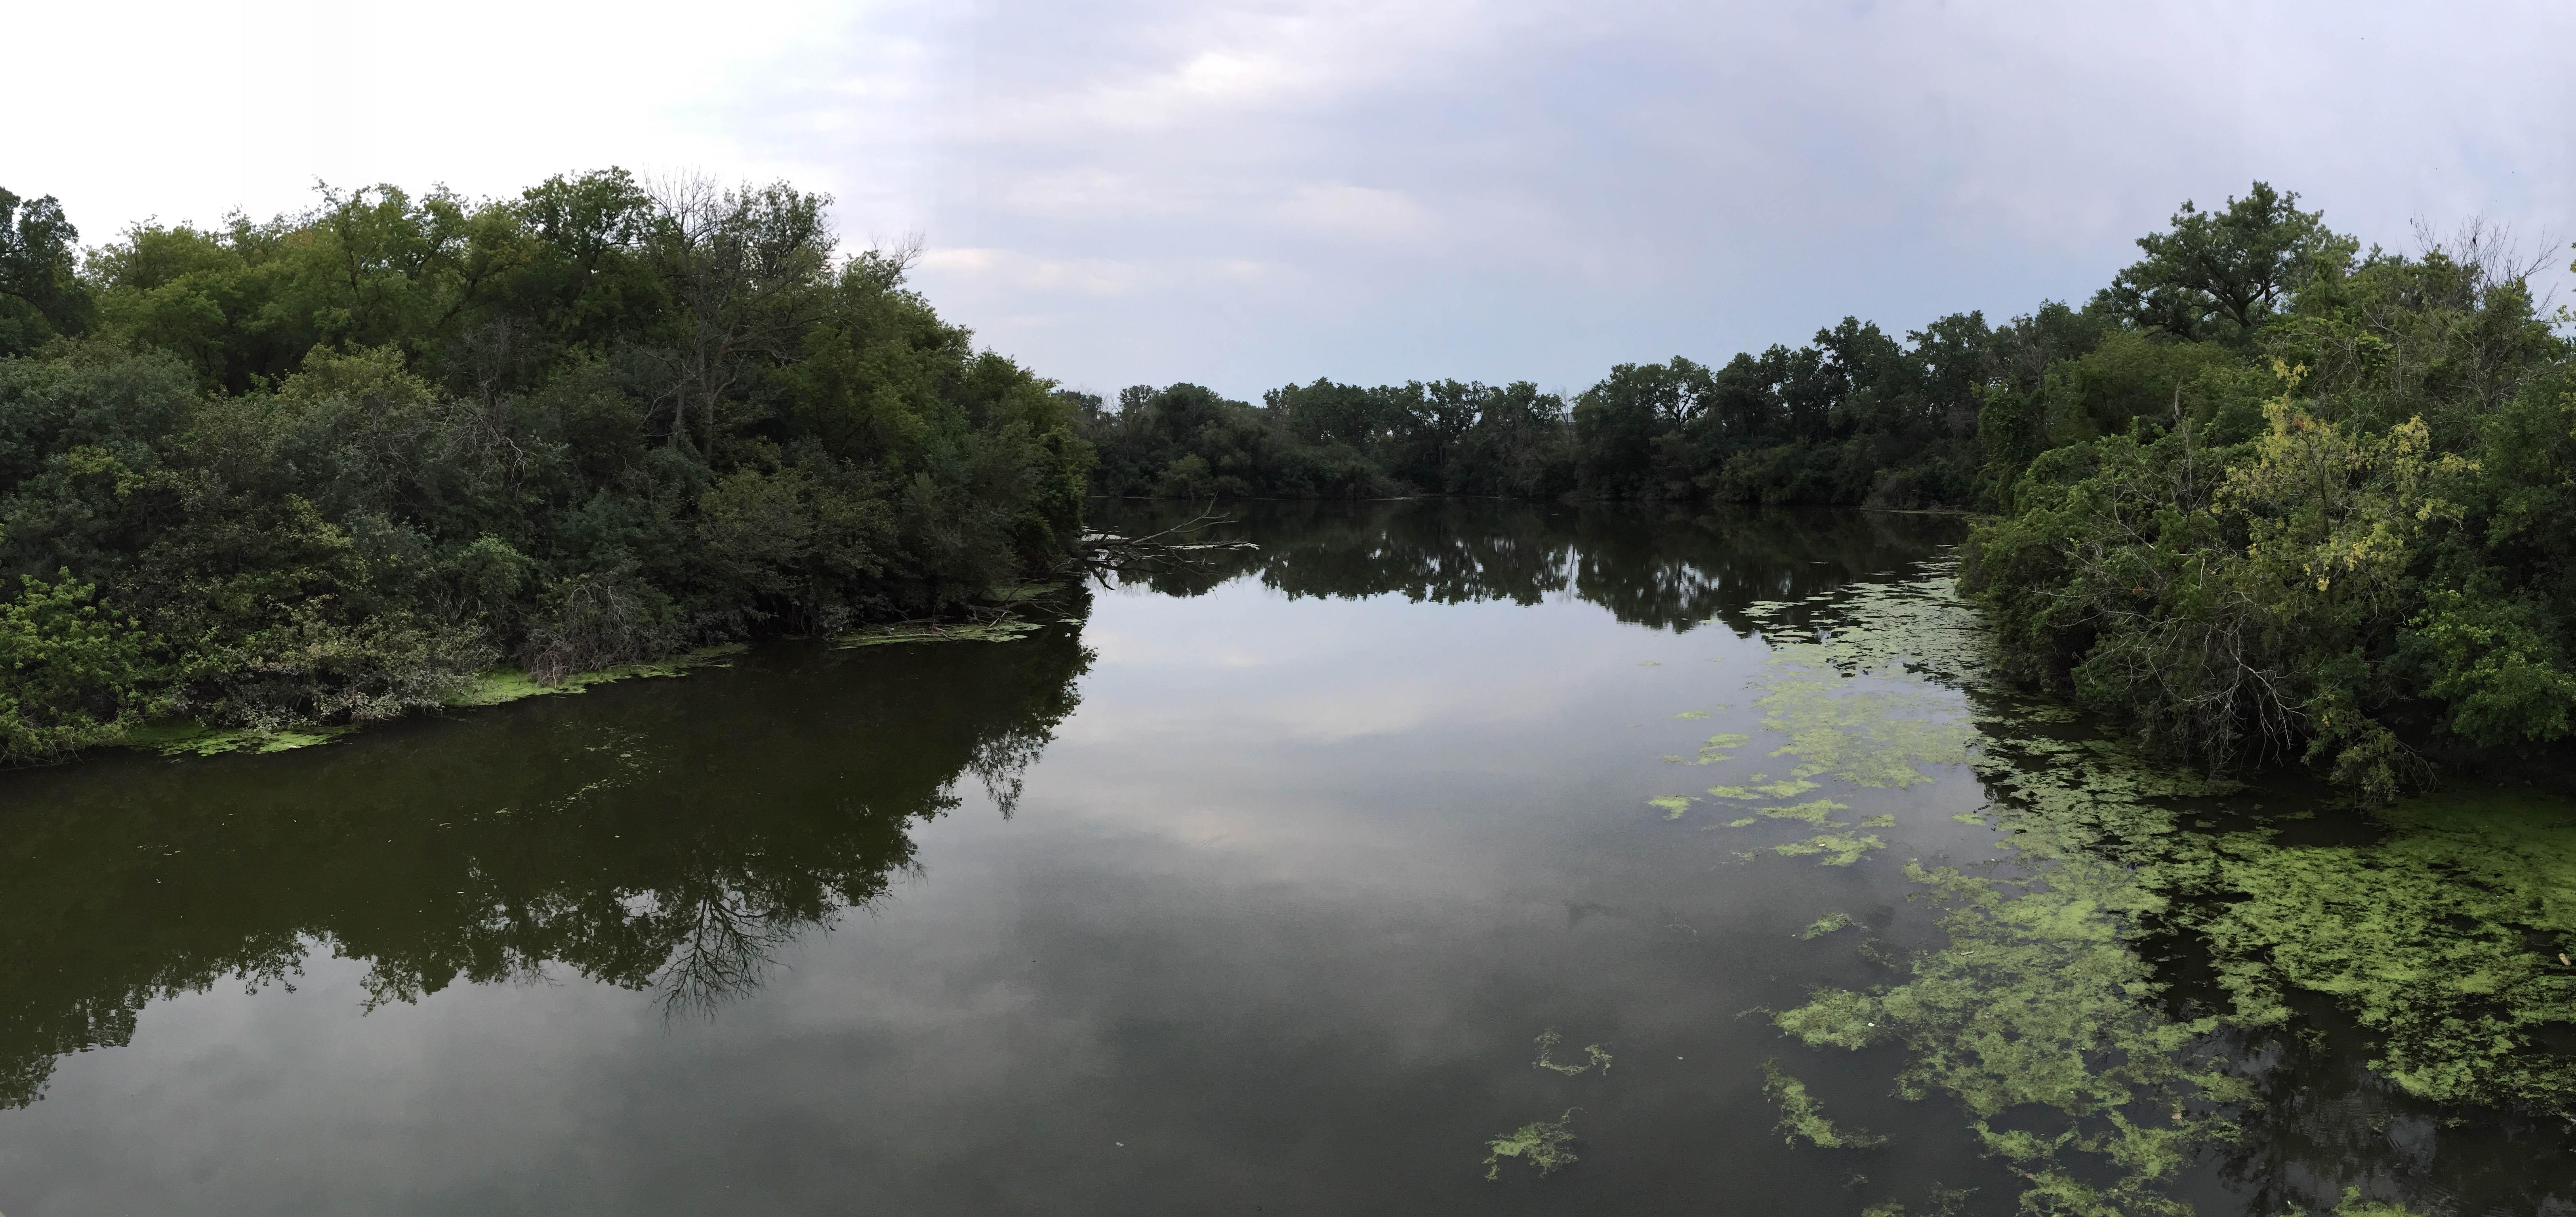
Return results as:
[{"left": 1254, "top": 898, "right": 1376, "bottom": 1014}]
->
[
  {"left": 1730, "top": 559, "right": 2576, "bottom": 1214},
  {"left": 120, "top": 720, "right": 357, "bottom": 757},
  {"left": 834, "top": 618, "right": 1047, "bottom": 647},
  {"left": 1736, "top": 565, "right": 2268, "bottom": 1212},
  {"left": 115, "top": 597, "right": 1080, "bottom": 761},
  {"left": 450, "top": 644, "right": 752, "bottom": 708},
  {"left": 2196, "top": 788, "right": 2576, "bottom": 1112},
  {"left": 120, "top": 643, "right": 753, "bottom": 759}
]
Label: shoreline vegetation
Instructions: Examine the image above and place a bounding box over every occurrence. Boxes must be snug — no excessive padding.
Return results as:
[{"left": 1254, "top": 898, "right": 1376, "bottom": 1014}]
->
[
  {"left": 5, "top": 173, "right": 2572, "bottom": 796},
  {"left": 1074, "top": 183, "right": 2576, "bottom": 799},
  {"left": 0, "top": 172, "right": 1092, "bottom": 765}
]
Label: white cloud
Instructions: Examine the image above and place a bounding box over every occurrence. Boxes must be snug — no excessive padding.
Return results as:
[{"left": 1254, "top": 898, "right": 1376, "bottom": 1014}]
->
[
  {"left": 997, "top": 168, "right": 1199, "bottom": 219},
  {"left": 15, "top": 0, "right": 2572, "bottom": 397},
  {"left": 917, "top": 248, "right": 1149, "bottom": 296},
  {"left": 1272, "top": 183, "right": 1436, "bottom": 242}
]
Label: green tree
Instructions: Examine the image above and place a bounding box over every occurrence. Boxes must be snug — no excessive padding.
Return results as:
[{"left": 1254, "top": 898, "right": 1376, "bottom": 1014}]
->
[
  {"left": 0, "top": 189, "right": 95, "bottom": 357},
  {"left": 2103, "top": 182, "right": 2346, "bottom": 341}
]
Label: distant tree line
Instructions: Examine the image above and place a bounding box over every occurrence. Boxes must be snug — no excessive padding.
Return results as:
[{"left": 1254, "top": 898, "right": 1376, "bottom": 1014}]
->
[
  {"left": 0, "top": 173, "right": 1090, "bottom": 763},
  {"left": 1075, "top": 299, "right": 2033, "bottom": 509},
  {"left": 1082, "top": 183, "right": 2576, "bottom": 795}
]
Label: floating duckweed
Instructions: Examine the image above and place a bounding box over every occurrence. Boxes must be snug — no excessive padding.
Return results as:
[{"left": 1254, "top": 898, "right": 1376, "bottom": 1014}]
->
[
  {"left": 133, "top": 643, "right": 755, "bottom": 757},
  {"left": 1755, "top": 799, "right": 1851, "bottom": 825},
  {"left": 1749, "top": 649, "right": 1977, "bottom": 789},
  {"left": 1646, "top": 795, "right": 1695, "bottom": 818},
  {"left": 1482, "top": 1109, "right": 1579, "bottom": 1180},
  {"left": 1755, "top": 564, "right": 2254, "bottom": 1213},
  {"left": 1530, "top": 1029, "right": 1611, "bottom": 1077},
  {"left": 2193, "top": 790, "right": 2576, "bottom": 1112},
  {"left": 1760, "top": 1061, "right": 1885, "bottom": 1148},
  {"left": 1675, "top": 710, "right": 1710, "bottom": 720},
  {"left": 835, "top": 618, "right": 1043, "bottom": 647},
  {"left": 1692, "top": 732, "right": 1754, "bottom": 764},
  {"left": 1724, "top": 816, "right": 1759, "bottom": 828},
  {"left": 1736, "top": 560, "right": 2576, "bottom": 1211},
  {"left": 1857, "top": 813, "right": 1896, "bottom": 828},
  {"left": 1800, "top": 912, "right": 1858, "bottom": 939},
  {"left": 1859, "top": 1185, "right": 1974, "bottom": 1217},
  {"left": 2328, "top": 1186, "right": 2431, "bottom": 1216},
  {"left": 1771, "top": 832, "right": 1884, "bottom": 866},
  {"left": 140, "top": 723, "right": 359, "bottom": 757},
  {"left": 1708, "top": 775, "right": 1820, "bottom": 800},
  {"left": 451, "top": 644, "right": 751, "bottom": 707}
]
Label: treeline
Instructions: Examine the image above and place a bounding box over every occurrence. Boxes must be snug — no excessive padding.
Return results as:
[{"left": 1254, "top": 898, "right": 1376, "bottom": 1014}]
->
[
  {"left": 1093, "top": 498, "right": 1956, "bottom": 630},
  {"left": 1075, "top": 302, "right": 2053, "bottom": 509},
  {"left": 1083, "top": 184, "right": 2576, "bottom": 794},
  {"left": 0, "top": 174, "right": 1090, "bottom": 763}
]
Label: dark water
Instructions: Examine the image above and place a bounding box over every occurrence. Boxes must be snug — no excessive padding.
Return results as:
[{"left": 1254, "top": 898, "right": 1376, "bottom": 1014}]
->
[{"left": 1, "top": 502, "right": 2569, "bottom": 1215}]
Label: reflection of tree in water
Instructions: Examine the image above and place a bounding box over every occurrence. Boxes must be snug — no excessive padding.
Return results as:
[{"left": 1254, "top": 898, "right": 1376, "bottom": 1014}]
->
[
  {"left": 1094, "top": 499, "right": 1964, "bottom": 631},
  {"left": 2205, "top": 1016, "right": 2566, "bottom": 1215},
  {"left": 0, "top": 628, "right": 1090, "bottom": 1106}
]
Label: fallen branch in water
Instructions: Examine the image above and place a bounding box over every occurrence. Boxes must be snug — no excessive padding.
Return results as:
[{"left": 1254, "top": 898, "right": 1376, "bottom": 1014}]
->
[{"left": 1072, "top": 505, "right": 1259, "bottom": 582}]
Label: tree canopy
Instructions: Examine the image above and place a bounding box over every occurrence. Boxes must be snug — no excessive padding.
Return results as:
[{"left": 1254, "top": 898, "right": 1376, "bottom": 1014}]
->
[
  {"left": 1078, "top": 183, "right": 2576, "bottom": 796},
  {"left": 0, "top": 171, "right": 1091, "bottom": 764}
]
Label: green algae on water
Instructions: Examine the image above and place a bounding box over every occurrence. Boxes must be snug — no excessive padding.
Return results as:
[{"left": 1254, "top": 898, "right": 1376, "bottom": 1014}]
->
[
  {"left": 1753, "top": 798, "right": 1851, "bottom": 825},
  {"left": 1760, "top": 1060, "right": 1885, "bottom": 1148},
  {"left": 450, "top": 643, "right": 750, "bottom": 707},
  {"left": 1800, "top": 912, "right": 1858, "bottom": 939},
  {"left": 1708, "top": 774, "right": 1819, "bottom": 800},
  {"left": 124, "top": 643, "right": 753, "bottom": 758},
  {"left": 2194, "top": 789, "right": 2576, "bottom": 1112},
  {"left": 1770, "top": 832, "right": 1884, "bottom": 867},
  {"left": 1646, "top": 795, "right": 1694, "bottom": 818},
  {"left": 1531, "top": 1029, "right": 1611, "bottom": 1076},
  {"left": 131, "top": 723, "right": 357, "bottom": 757},
  {"left": 1693, "top": 732, "right": 1753, "bottom": 764},
  {"left": 1674, "top": 710, "right": 1710, "bottom": 719},
  {"left": 2327, "top": 1186, "right": 2433, "bottom": 1216},
  {"left": 1859, "top": 1184, "right": 1973, "bottom": 1217},
  {"left": 835, "top": 618, "right": 1044, "bottom": 647},
  {"left": 1482, "top": 1108, "right": 1579, "bottom": 1180},
  {"left": 1747, "top": 647, "right": 1977, "bottom": 789},
  {"left": 1716, "top": 560, "right": 2555, "bottom": 1210},
  {"left": 1755, "top": 565, "right": 2252, "bottom": 1214}
]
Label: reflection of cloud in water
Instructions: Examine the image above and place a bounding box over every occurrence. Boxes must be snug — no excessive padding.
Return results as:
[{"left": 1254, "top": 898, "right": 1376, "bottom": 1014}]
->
[{"left": 1080, "top": 625, "right": 1270, "bottom": 670}]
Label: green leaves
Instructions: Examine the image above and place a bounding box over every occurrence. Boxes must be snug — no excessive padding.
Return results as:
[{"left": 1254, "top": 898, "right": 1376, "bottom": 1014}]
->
[
  {"left": 0, "top": 172, "right": 1096, "bottom": 763},
  {"left": 2105, "top": 181, "right": 2344, "bottom": 341},
  {"left": 0, "top": 187, "right": 95, "bottom": 357},
  {"left": 0, "top": 572, "right": 161, "bottom": 760},
  {"left": 2404, "top": 587, "right": 2576, "bottom": 745}
]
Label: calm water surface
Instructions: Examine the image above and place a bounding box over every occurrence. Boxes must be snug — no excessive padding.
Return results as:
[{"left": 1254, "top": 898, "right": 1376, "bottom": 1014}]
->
[{"left": 2, "top": 502, "right": 2571, "bottom": 1215}]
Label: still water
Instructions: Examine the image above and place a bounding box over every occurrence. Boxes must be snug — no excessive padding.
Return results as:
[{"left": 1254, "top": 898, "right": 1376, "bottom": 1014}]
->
[{"left": 3, "top": 502, "right": 2572, "bottom": 1215}]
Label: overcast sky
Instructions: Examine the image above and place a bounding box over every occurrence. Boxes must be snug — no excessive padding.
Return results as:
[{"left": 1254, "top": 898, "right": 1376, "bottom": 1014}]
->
[{"left": 15, "top": 0, "right": 2572, "bottom": 399}]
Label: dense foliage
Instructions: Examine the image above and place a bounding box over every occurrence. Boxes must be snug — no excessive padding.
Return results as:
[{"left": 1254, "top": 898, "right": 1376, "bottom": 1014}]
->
[
  {"left": 1965, "top": 193, "right": 2576, "bottom": 798},
  {"left": 1079, "top": 318, "right": 2015, "bottom": 507},
  {"left": 1087, "top": 183, "right": 2575, "bottom": 794},
  {"left": 0, "top": 173, "right": 1090, "bottom": 763}
]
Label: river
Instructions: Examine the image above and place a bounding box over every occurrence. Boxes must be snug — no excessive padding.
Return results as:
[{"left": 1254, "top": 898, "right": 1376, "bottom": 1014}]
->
[{"left": 2, "top": 501, "right": 2570, "bottom": 1215}]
